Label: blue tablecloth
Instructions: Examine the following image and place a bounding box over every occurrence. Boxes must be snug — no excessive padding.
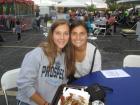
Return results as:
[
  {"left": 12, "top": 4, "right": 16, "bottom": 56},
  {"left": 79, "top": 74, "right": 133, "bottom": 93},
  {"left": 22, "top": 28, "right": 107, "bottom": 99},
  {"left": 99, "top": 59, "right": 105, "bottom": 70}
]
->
[{"left": 73, "top": 67, "right": 140, "bottom": 105}]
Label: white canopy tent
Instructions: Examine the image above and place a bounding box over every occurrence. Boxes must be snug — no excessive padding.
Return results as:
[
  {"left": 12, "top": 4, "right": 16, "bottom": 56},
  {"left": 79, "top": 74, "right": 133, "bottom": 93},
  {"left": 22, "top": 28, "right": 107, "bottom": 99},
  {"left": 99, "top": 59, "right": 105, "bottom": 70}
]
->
[
  {"left": 117, "top": 0, "right": 140, "bottom": 3},
  {"left": 127, "top": 5, "right": 140, "bottom": 11},
  {"left": 55, "top": 0, "right": 87, "bottom": 7},
  {"left": 85, "top": 2, "right": 108, "bottom": 9},
  {"left": 36, "top": 0, "right": 57, "bottom": 17},
  {"left": 79, "top": 0, "right": 106, "bottom": 3},
  {"left": 38, "top": 0, "right": 57, "bottom": 6}
]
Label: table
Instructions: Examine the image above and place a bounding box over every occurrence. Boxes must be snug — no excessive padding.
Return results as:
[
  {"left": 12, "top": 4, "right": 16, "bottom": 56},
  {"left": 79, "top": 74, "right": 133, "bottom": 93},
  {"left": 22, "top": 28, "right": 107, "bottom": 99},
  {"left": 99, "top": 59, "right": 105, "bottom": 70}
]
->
[{"left": 73, "top": 67, "right": 140, "bottom": 105}]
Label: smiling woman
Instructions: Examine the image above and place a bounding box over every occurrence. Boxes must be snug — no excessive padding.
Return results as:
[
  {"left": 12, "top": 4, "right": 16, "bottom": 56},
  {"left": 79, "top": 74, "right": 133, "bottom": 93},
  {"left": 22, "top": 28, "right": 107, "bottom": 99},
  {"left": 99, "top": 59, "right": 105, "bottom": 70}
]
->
[
  {"left": 16, "top": 19, "right": 75, "bottom": 105},
  {"left": 68, "top": 20, "right": 102, "bottom": 83}
]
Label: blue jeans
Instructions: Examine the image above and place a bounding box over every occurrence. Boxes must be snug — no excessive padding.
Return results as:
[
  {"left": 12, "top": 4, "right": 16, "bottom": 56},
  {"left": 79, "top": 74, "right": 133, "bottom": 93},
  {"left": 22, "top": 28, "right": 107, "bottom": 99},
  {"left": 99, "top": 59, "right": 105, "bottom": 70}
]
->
[{"left": 17, "top": 100, "right": 30, "bottom": 105}]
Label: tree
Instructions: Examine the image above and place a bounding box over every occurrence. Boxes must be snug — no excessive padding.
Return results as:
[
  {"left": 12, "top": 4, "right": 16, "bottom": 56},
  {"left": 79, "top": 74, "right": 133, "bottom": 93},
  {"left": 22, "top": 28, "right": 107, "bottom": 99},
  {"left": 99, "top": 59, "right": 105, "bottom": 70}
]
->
[
  {"left": 106, "top": 0, "right": 118, "bottom": 11},
  {"left": 87, "top": 4, "right": 96, "bottom": 12}
]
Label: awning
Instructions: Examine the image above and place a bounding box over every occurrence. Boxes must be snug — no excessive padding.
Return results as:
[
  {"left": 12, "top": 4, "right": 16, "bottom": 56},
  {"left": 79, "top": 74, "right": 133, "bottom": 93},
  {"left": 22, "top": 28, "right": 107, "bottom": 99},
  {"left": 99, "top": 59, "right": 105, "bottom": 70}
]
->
[{"left": 0, "top": 0, "right": 5, "bottom": 4}]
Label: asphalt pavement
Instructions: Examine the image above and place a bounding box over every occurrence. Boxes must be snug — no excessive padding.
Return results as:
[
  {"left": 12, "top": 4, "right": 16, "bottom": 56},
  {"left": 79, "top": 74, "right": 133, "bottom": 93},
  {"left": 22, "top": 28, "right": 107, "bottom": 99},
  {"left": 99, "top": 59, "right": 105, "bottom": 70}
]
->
[{"left": 0, "top": 26, "right": 140, "bottom": 105}]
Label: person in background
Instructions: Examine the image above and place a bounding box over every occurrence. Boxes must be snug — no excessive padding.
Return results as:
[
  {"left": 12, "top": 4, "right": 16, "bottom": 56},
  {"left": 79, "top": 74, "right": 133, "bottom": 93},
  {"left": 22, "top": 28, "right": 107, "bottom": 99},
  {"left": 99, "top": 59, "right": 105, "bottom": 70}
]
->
[
  {"left": 68, "top": 20, "right": 102, "bottom": 83},
  {"left": 44, "top": 14, "right": 49, "bottom": 28},
  {"left": 15, "top": 19, "right": 21, "bottom": 42},
  {"left": 16, "top": 19, "right": 75, "bottom": 105},
  {"left": 85, "top": 14, "right": 94, "bottom": 35},
  {"left": 106, "top": 14, "right": 116, "bottom": 35},
  {"left": 32, "top": 18, "right": 38, "bottom": 31},
  {"left": 36, "top": 15, "right": 41, "bottom": 31}
]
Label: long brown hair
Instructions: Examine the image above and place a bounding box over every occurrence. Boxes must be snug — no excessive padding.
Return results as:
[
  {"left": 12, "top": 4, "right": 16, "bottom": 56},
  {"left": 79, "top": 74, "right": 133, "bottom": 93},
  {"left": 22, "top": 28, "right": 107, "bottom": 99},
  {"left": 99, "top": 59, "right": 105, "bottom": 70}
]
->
[
  {"left": 65, "top": 36, "right": 76, "bottom": 78},
  {"left": 68, "top": 20, "right": 88, "bottom": 77},
  {"left": 39, "top": 19, "right": 76, "bottom": 77}
]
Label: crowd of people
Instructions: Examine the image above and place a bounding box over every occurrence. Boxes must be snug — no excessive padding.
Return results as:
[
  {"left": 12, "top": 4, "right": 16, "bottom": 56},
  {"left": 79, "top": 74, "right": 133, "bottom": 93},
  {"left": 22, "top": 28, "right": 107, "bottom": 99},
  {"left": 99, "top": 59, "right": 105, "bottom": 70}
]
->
[
  {"left": 49, "top": 8, "right": 140, "bottom": 35},
  {"left": 38, "top": 9, "right": 120, "bottom": 36}
]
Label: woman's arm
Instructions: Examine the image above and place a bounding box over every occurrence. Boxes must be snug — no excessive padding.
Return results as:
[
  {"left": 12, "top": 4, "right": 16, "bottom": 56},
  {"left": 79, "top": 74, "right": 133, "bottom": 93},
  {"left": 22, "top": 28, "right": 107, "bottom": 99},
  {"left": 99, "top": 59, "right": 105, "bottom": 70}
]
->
[
  {"left": 17, "top": 48, "right": 49, "bottom": 105},
  {"left": 30, "top": 92, "right": 49, "bottom": 105}
]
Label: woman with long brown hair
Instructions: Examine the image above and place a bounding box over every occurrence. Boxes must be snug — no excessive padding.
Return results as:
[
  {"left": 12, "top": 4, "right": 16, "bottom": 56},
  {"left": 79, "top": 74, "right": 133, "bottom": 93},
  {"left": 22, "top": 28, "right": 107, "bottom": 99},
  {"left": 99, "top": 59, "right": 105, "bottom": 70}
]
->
[
  {"left": 69, "top": 20, "right": 102, "bottom": 83},
  {"left": 16, "top": 19, "right": 75, "bottom": 105}
]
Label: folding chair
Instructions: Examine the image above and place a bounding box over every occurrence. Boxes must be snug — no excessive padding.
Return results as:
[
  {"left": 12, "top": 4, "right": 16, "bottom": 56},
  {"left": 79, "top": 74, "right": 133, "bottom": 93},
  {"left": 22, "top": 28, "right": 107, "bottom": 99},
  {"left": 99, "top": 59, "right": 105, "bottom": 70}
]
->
[
  {"left": 123, "top": 55, "right": 140, "bottom": 68},
  {"left": 1, "top": 68, "right": 20, "bottom": 105}
]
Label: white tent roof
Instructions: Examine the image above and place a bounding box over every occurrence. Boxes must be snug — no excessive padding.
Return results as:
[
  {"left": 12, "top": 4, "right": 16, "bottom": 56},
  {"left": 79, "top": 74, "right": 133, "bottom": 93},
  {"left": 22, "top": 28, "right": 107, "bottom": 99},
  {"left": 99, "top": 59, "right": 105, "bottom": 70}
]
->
[
  {"left": 86, "top": 2, "right": 108, "bottom": 9},
  {"left": 117, "top": 0, "right": 140, "bottom": 3},
  {"left": 38, "top": 0, "right": 57, "bottom": 6},
  {"left": 127, "top": 5, "right": 140, "bottom": 11},
  {"left": 55, "top": 0, "right": 87, "bottom": 7},
  {"left": 79, "top": 0, "right": 106, "bottom": 3}
]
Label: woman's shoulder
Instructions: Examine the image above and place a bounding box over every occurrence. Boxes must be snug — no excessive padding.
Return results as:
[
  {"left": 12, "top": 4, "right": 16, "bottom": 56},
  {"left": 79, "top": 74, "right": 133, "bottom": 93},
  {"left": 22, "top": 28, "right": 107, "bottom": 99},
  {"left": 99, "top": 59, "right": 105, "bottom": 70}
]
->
[
  {"left": 26, "top": 47, "right": 44, "bottom": 57},
  {"left": 31, "top": 47, "right": 43, "bottom": 53},
  {"left": 87, "top": 42, "right": 96, "bottom": 49},
  {"left": 86, "top": 42, "right": 97, "bottom": 54}
]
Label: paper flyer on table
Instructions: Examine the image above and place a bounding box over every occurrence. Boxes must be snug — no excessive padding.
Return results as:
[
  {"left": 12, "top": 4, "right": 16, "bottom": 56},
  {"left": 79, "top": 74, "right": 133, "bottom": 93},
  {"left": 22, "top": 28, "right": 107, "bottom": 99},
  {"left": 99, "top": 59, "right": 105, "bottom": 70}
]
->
[{"left": 101, "top": 69, "right": 131, "bottom": 78}]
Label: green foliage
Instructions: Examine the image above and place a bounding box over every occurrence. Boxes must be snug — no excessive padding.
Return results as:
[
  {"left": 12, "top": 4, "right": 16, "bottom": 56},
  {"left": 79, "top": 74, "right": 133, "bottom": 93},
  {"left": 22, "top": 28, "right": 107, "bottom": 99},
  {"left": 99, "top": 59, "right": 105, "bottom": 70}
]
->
[
  {"left": 105, "top": 0, "right": 132, "bottom": 11},
  {"left": 105, "top": 0, "right": 117, "bottom": 11},
  {"left": 87, "top": 4, "right": 96, "bottom": 12},
  {"left": 109, "top": 2, "right": 118, "bottom": 11}
]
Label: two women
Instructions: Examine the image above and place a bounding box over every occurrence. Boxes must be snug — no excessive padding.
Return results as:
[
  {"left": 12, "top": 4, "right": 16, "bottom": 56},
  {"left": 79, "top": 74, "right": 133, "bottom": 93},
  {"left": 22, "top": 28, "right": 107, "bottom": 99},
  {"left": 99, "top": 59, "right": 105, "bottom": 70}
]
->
[{"left": 16, "top": 19, "right": 101, "bottom": 105}]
